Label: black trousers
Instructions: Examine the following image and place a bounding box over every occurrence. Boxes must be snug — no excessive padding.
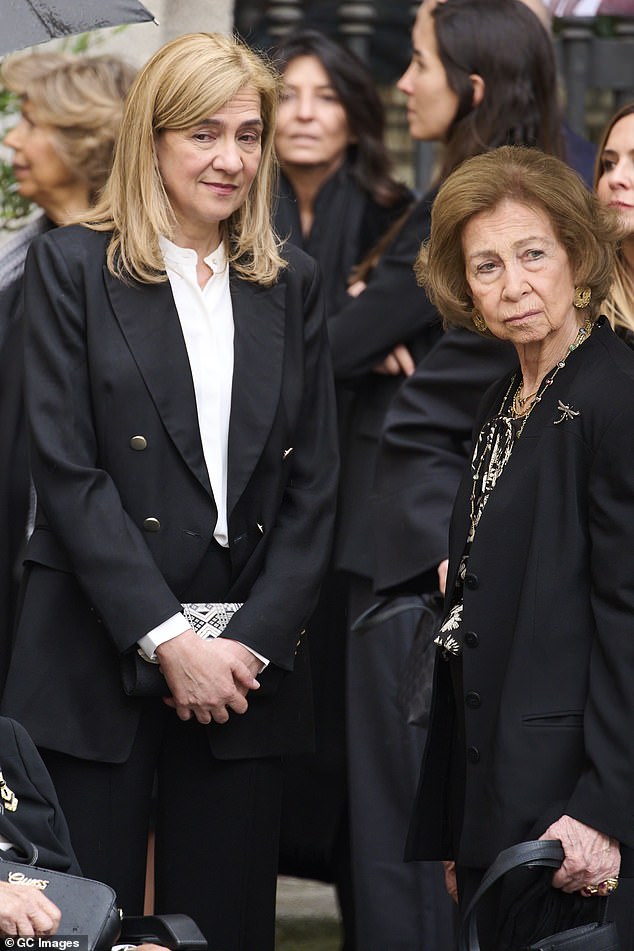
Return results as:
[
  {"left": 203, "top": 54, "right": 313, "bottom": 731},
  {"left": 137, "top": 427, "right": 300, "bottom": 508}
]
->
[
  {"left": 346, "top": 574, "right": 455, "bottom": 951},
  {"left": 40, "top": 540, "right": 284, "bottom": 951},
  {"left": 42, "top": 707, "right": 283, "bottom": 951}
]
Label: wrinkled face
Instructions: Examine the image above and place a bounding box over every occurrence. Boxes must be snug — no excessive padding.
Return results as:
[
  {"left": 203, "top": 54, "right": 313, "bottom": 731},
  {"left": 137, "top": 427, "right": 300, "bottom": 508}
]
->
[
  {"left": 155, "top": 85, "right": 262, "bottom": 245},
  {"left": 3, "top": 101, "right": 75, "bottom": 210},
  {"left": 462, "top": 199, "right": 578, "bottom": 352},
  {"left": 397, "top": 1, "right": 459, "bottom": 142},
  {"left": 275, "top": 55, "right": 351, "bottom": 176},
  {"left": 596, "top": 112, "right": 634, "bottom": 239}
]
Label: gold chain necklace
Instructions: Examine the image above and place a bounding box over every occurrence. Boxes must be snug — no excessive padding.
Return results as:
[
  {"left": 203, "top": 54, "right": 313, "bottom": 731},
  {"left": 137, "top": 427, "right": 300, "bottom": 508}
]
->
[
  {"left": 510, "top": 319, "right": 592, "bottom": 433},
  {"left": 512, "top": 384, "right": 538, "bottom": 415}
]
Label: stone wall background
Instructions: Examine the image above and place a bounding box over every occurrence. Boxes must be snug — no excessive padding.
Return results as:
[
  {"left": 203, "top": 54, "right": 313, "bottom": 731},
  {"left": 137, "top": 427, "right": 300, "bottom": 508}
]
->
[{"left": 96, "top": 0, "right": 234, "bottom": 67}]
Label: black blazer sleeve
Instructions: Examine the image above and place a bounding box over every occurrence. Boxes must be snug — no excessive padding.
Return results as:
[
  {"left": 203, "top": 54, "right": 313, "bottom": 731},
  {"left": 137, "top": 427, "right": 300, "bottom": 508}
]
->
[
  {"left": 326, "top": 195, "right": 441, "bottom": 380},
  {"left": 0, "top": 717, "right": 81, "bottom": 874},
  {"left": 566, "top": 393, "right": 634, "bottom": 844},
  {"left": 222, "top": 252, "right": 340, "bottom": 669},
  {"left": 372, "top": 327, "right": 516, "bottom": 593},
  {"left": 23, "top": 234, "right": 183, "bottom": 653}
]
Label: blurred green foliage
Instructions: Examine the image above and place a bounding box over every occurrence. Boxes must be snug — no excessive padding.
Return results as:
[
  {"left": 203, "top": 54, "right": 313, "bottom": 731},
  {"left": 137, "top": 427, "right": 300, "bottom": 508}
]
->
[{"left": 0, "top": 86, "right": 31, "bottom": 230}]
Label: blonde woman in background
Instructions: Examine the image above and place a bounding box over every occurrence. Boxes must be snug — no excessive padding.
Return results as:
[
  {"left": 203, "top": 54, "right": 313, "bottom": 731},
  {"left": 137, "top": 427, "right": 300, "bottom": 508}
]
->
[
  {"left": 595, "top": 102, "right": 634, "bottom": 340},
  {"left": 0, "top": 51, "right": 136, "bottom": 692}
]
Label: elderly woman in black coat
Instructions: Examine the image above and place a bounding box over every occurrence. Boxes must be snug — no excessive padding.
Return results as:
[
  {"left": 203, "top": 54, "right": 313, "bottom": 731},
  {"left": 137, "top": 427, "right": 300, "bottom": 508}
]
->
[{"left": 408, "top": 145, "right": 634, "bottom": 949}]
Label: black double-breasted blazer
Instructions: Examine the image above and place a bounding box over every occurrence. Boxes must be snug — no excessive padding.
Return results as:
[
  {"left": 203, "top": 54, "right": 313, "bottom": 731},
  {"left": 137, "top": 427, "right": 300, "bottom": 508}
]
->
[
  {"left": 407, "top": 319, "right": 634, "bottom": 870},
  {"left": 1, "top": 226, "right": 338, "bottom": 764}
]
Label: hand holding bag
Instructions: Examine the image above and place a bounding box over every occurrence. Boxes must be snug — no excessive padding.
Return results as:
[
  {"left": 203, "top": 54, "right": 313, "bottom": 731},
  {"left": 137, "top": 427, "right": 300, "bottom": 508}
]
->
[
  {"left": 460, "top": 840, "right": 620, "bottom": 951},
  {"left": 121, "top": 601, "right": 243, "bottom": 697},
  {"left": 0, "top": 813, "right": 121, "bottom": 949}
]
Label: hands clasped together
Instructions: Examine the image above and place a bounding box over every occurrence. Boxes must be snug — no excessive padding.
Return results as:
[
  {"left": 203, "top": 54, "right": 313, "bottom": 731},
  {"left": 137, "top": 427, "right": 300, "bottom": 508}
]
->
[{"left": 156, "top": 630, "right": 262, "bottom": 725}]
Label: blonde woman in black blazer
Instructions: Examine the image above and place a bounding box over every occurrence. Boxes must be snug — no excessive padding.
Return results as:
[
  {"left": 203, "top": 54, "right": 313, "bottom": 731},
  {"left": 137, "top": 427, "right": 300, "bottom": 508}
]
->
[
  {"left": 408, "top": 146, "right": 634, "bottom": 949},
  {"left": 1, "top": 33, "right": 338, "bottom": 951}
]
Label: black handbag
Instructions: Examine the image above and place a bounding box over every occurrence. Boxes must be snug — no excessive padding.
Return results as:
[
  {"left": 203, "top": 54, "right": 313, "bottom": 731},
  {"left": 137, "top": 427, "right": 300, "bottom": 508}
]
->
[
  {"left": 0, "top": 815, "right": 121, "bottom": 950},
  {"left": 460, "top": 840, "right": 620, "bottom": 951},
  {"left": 350, "top": 592, "right": 443, "bottom": 728},
  {"left": 120, "top": 648, "right": 169, "bottom": 697}
]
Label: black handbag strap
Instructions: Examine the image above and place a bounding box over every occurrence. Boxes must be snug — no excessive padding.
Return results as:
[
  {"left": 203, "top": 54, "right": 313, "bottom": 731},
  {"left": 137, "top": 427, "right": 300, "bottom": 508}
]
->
[
  {"left": 461, "top": 839, "right": 565, "bottom": 951},
  {"left": 350, "top": 592, "right": 442, "bottom": 633},
  {"left": 0, "top": 809, "right": 38, "bottom": 865}
]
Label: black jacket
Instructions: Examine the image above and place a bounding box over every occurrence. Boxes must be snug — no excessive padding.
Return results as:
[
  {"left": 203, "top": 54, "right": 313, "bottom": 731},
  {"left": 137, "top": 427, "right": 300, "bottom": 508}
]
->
[
  {"left": 1, "top": 226, "right": 338, "bottom": 763},
  {"left": 372, "top": 327, "right": 516, "bottom": 593},
  {"left": 328, "top": 193, "right": 445, "bottom": 579},
  {"left": 408, "top": 320, "right": 634, "bottom": 870}
]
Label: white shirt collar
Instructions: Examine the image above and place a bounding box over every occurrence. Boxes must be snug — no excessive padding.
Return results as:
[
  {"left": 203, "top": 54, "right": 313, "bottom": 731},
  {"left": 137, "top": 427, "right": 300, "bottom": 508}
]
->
[{"left": 158, "top": 234, "right": 227, "bottom": 278}]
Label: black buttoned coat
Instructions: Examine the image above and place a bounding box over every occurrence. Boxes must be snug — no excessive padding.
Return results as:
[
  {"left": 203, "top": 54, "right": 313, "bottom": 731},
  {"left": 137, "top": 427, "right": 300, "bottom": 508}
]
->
[
  {"left": 1, "top": 225, "right": 338, "bottom": 764},
  {"left": 407, "top": 319, "right": 634, "bottom": 871}
]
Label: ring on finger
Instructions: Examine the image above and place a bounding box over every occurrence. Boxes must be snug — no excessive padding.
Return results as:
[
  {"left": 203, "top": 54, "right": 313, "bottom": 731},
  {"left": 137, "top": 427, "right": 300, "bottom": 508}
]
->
[
  {"left": 600, "top": 878, "right": 619, "bottom": 894},
  {"left": 580, "top": 878, "right": 619, "bottom": 897}
]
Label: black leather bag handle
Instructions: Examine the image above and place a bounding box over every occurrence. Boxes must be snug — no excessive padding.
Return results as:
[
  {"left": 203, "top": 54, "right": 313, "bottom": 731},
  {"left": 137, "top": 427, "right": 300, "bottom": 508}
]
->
[{"left": 460, "top": 839, "right": 565, "bottom": 951}]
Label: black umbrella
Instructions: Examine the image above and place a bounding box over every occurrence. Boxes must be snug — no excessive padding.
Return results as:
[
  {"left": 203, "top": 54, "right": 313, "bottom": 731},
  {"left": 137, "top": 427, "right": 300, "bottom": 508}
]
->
[{"left": 2, "top": 0, "right": 157, "bottom": 57}]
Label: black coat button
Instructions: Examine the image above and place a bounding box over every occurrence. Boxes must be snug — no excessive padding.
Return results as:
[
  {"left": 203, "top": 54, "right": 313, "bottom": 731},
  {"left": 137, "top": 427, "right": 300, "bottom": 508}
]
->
[
  {"left": 464, "top": 573, "right": 479, "bottom": 590},
  {"left": 465, "top": 691, "right": 482, "bottom": 709},
  {"left": 467, "top": 746, "right": 480, "bottom": 764},
  {"left": 143, "top": 517, "right": 160, "bottom": 532},
  {"left": 464, "top": 631, "right": 479, "bottom": 648}
]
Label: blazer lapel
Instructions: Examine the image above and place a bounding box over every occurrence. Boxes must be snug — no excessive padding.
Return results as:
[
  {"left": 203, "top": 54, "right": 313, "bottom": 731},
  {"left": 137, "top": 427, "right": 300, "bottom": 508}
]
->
[
  {"left": 104, "top": 268, "right": 212, "bottom": 496},
  {"left": 227, "top": 276, "right": 286, "bottom": 515}
]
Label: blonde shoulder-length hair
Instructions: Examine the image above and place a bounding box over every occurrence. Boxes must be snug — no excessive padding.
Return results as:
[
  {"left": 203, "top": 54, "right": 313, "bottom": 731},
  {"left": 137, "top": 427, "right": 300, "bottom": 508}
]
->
[
  {"left": 84, "top": 32, "right": 285, "bottom": 285},
  {"left": 593, "top": 102, "right": 634, "bottom": 335}
]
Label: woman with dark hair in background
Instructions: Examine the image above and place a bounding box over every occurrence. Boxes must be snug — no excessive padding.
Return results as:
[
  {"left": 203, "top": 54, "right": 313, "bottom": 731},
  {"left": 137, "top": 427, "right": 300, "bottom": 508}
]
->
[
  {"left": 272, "top": 29, "right": 411, "bottom": 312},
  {"left": 331, "top": 1, "right": 566, "bottom": 947},
  {"left": 271, "top": 30, "right": 411, "bottom": 948}
]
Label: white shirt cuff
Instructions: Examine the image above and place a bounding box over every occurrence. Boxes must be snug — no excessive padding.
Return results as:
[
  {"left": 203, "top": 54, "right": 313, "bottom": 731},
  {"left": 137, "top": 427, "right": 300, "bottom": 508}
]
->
[
  {"left": 137, "top": 613, "right": 269, "bottom": 669},
  {"left": 138, "top": 612, "right": 190, "bottom": 659}
]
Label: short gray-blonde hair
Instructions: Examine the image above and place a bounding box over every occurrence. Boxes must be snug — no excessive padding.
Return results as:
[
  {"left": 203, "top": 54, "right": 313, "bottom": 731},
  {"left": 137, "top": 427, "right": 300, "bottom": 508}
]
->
[
  {"left": 416, "top": 146, "right": 619, "bottom": 329},
  {"left": 2, "top": 51, "right": 136, "bottom": 202}
]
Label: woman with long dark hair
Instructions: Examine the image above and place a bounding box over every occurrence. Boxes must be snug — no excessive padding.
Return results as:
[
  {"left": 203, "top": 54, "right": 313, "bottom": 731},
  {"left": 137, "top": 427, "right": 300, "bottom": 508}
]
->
[{"left": 272, "top": 29, "right": 411, "bottom": 316}]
